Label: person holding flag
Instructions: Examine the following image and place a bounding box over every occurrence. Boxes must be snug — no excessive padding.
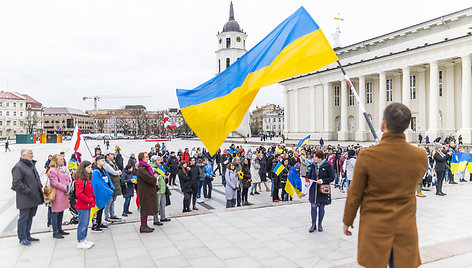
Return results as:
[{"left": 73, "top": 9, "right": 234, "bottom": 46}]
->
[
  {"left": 307, "top": 150, "right": 335, "bottom": 233},
  {"left": 271, "top": 154, "right": 284, "bottom": 202},
  {"left": 90, "top": 156, "right": 114, "bottom": 233},
  {"left": 285, "top": 162, "right": 303, "bottom": 199}
]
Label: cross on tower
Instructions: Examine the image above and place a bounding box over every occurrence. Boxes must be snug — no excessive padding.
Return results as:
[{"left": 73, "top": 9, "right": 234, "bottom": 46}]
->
[{"left": 334, "top": 12, "right": 344, "bottom": 28}]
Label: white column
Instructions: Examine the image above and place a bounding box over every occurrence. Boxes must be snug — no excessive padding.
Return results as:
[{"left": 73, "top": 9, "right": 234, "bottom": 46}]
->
[
  {"left": 417, "top": 69, "right": 427, "bottom": 132},
  {"left": 402, "top": 66, "right": 411, "bottom": 107},
  {"left": 338, "top": 80, "right": 348, "bottom": 141},
  {"left": 283, "top": 89, "right": 289, "bottom": 134},
  {"left": 323, "top": 83, "right": 329, "bottom": 132},
  {"left": 310, "top": 85, "right": 316, "bottom": 132},
  {"left": 322, "top": 82, "right": 335, "bottom": 140},
  {"left": 293, "top": 88, "right": 299, "bottom": 133},
  {"left": 378, "top": 72, "right": 387, "bottom": 131},
  {"left": 428, "top": 61, "right": 439, "bottom": 133},
  {"left": 444, "top": 63, "right": 455, "bottom": 133},
  {"left": 459, "top": 54, "right": 472, "bottom": 144}
]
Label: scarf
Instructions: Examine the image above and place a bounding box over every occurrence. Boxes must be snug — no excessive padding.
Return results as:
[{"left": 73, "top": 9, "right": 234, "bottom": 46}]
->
[
  {"left": 317, "top": 159, "right": 327, "bottom": 168},
  {"left": 139, "top": 161, "right": 154, "bottom": 176}
]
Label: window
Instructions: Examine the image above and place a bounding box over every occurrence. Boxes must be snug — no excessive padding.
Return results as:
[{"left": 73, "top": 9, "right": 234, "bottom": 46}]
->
[
  {"left": 410, "top": 75, "right": 416, "bottom": 100},
  {"left": 439, "top": 70, "right": 443, "bottom": 97},
  {"left": 6, "top": 102, "right": 9, "bottom": 107},
  {"left": 6, "top": 111, "right": 9, "bottom": 116},
  {"left": 226, "top": 38, "right": 231, "bottom": 48},
  {"left": 334, "top": 86, "right": 340, "bottom": 106},
  {"left": 20, "top": 103, "right": 23, "bottom": 107},
  {"left": 0, "top": 121, "right": 2, "bottom": 126},
  {"left": 411, "top": 117, "right": 417, "bottom": 131},
  {"left": 366, "top": 82, "right": 373, "bottom": 104},
  {"left": 386, "top": 79, "right": 393, "bottom": 102},
  {"left": 13, "top": 121, "right": 16, "bottom": 126},
  {"left": 20, "top": 111, "right": 23, "bottom": 116},
  {"left": 349, "top": 89, "right": 355, "bottom": 106},
  {"left": 0, "top": 111, "right": 2, "bottom": 116},
  {"left": 6, "top": 121, "right": 10, "bottom": 126},
  {"left": 13, "top": 103, "right": 16, "bottom": 107},
  {"left": 13, "top": 111, "right": 16, "bottom": 116},
  {"left": 226, "top": 58, "right": 230, "bottom": 68},
  {"left": 0, "top": 102, "right": 2, "bottom": 106},
  {"left": 218, "top": 59, "right": 221, "bottom": 73}
]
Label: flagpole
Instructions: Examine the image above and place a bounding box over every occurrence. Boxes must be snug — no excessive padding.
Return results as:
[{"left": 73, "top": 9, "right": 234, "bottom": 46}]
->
[
  {"left": 82, "top": 138, "right": 94, "bottom": 157},
  {"left": 336, "top": 61, "right": 380, "bottom": 143}
]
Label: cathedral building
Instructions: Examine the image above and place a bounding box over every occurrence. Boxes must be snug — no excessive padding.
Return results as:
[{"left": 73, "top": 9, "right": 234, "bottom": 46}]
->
[{"left": 281, "top": 7, "right": 472, "bottom": 143}]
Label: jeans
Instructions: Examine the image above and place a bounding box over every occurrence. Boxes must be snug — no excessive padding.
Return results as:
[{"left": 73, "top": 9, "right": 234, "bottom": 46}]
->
[
  {"left": 346, "top": 179, "right": 351, "bottom": 193},
  {"left": 236, "top": 188, "right": 242, "bottom": 206},
  {"left": 156, "top": 193, "right": 166, "bottom": 220},
  {"left": 77, "top": 209, "right": 90, "bottom": 242},
  {"left": 51, "top": 211, "right": 64, "bottom": 234},
  {"left": 250, "top": 183, "right": 258, "bottom": 194},
  {"left": 17, "top": 206, "right": 38, "bottom": 241},
  {"left": 310, "top": 203, "right": 325, "bottom": 226},
  {"left": 104, "top": 196, "right": 116, "bottom": 219},
  {"left": 47, "top": 206, "right": 52, "bottom": 227},
  {"left": 197, "top": 181, "right": 204, "bottom": 198},
  {"left": 123, "top": 197, "right": 131, "bottom": 214},
  {"left": 203, "top": 177, "right": 212, "bottom": 198}
]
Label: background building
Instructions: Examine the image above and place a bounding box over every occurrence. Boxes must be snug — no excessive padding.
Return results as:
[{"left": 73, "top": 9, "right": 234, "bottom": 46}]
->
[
  {"left": 43, "top": 107, "right": 94, "bottom": 135},
  {"left": 281, "top": 7, "right": 472, "bottom": 143},
  {"left": 262, "top": 107, "right": 284, "bottom": 136},
  {"left": 250, "top": 104, "right": 280, "bottom": 135},
  {"left": 0, "top": 92, "right": 43, "bottom": 137}
]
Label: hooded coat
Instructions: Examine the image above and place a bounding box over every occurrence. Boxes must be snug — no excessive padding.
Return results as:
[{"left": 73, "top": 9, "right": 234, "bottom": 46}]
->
[{"left": 136, "top": 163, "right": 158, "bottom": 216}]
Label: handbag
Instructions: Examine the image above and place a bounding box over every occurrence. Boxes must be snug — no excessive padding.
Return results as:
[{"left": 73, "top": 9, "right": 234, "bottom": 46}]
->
[
  {"left": 43, "top": 176, "right": 56, "bottom": 201},
  {"left": 320, "top": 184, "right": 331, "bottom": 195}
]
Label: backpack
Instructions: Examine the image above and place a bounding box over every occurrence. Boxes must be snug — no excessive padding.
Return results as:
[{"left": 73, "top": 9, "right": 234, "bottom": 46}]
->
[{"left": 68, "top": 179, "right": 87, "bottom": 207}]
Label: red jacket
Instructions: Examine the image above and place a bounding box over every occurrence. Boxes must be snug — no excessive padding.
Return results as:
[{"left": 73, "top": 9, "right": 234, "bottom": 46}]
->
[
  {"left": 181, "top": 152, "right": 190, "bottom": 164},
  {"left": 74, "top": 178, "right": 96, "bottom": 210}
]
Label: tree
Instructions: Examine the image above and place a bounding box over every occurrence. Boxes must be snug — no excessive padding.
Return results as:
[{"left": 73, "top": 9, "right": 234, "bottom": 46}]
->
[
  {"left": 96, "top": 120, "right": 105, "bottom": 133},
  {"left": 23, "top": 114, "right": 41, "bottom": 134}
]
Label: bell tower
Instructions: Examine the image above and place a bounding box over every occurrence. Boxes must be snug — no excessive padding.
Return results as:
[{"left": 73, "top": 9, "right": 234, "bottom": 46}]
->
[{"left": 216, "top": 1, "right": 247, "bottom": 75}]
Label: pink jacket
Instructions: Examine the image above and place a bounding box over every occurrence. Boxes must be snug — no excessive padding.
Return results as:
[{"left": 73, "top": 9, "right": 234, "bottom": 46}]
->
[{"left": 48, "top": 167, "right": 71, "bottom": 213}]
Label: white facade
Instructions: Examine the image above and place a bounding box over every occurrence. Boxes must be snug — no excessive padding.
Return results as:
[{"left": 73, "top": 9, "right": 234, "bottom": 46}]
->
[
  {"left": 0, "top": 97, "right": 27, "bottom": 137},
  {"left": 262, "top": 108, "right": 284, "bottom": 136},
  {"left": 281, "top": 8, "right": 472, "bottom": 143}
]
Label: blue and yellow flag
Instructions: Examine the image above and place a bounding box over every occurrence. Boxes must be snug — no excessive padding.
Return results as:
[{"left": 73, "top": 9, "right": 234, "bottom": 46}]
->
[
  {"left": 450, "top": 153, "right": 460, "bottom": 174},
  {"left": 157, "top": 166, "right": 167, "bottom": 176},
  {"left": 285, "top": 167, "right": 303, "bottom": 198},
  {"left": 176, "top": 7, "right": 338, "bottom": 154},
  {"left": 273, "top": 162, "right": 285, "bottom": 176},
  {"left": 451, "top": 152, "right": 470, "bottom": 174},
  {"left": 298, "top": 135, "right": 310, "bottom": 148}
]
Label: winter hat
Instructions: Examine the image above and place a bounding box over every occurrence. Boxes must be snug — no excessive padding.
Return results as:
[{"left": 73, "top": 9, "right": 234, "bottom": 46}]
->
[
  {"left": 348, "top": 149, "right": 356, "bottom": 157},
  {"left": 294, "top": 162, "right": 301, "bottom": 170},
  {"left": 434, "top": 143, "right": 442, "bottom": 150}
]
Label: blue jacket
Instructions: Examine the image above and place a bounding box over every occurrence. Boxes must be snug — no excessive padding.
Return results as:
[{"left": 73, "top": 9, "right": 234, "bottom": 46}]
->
[
  {"left": 91, "top": 168, "right": 114, "bottom": 209},
  {"left": 204, "top": 163, "right": 214, "bottom": 178}
]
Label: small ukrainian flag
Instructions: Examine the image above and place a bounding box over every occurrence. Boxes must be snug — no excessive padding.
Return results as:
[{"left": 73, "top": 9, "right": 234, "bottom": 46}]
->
[
  {"left": 298, "top": 135, "right": 310, "bottom": 148},
  {"left": 272, "top": 162, "right": 285, "bottom": 176},
  {"left": 157, "top": 166, "right": 167, "bottom": 176}
]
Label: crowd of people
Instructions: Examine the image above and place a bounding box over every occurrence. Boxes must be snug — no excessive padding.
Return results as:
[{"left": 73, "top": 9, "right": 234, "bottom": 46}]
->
[{"left": 10, "top": 128, "right": 471, "bottom": 251}]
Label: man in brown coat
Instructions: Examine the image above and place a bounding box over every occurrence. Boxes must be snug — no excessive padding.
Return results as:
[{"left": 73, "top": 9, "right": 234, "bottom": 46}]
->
[{"left": 343, "top": 103, "right": 428, "bottom": 268}]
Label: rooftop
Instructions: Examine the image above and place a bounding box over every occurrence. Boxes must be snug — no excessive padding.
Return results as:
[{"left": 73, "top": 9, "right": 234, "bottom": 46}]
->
[{"left": 43, "top": 107, "right": 89, "bottom": 116}]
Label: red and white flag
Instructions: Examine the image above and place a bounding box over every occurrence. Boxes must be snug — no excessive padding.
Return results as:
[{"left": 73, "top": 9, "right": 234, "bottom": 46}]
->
[
  {"left": 163, "top": 114, "right": 180, "bottom": 131},
  {"left": 70, "top": 125, "right": 84, "bottom": 153}
]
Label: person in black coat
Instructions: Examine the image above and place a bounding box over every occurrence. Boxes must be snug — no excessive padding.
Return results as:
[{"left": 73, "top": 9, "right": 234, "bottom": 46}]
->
[
  {"left": 166, "top": 152, "right": 179, "bottom": 186},
  {"left": 307, "top": 150, "right": 335, "bottom": 233},
  {"left": 188, "top": 158, "right": 200, "bottom": 210},
  {"left": 121, "top": 165, "right": 135, "bottom": 217},
  {"left": 432, "top": 143, "right": 452, "bottom": 196},
  {"left": 279, "top": 159, "right": 290, "bottom": 201},
  {"left": 115, "top": 151, "right": 124, "bottom": 171},
  {"left": 271, "top": 154, "right": 283, "bottom": 202},
  {"left": 258, "top": 153, "right": 270, "bottom": 191},
  {"left": 214, "top": 150, "right": 222, "bottom": 176},
  {"left": 178, "top": 161, "right": 192, "bottom": 212},
  {"left": 11, "top": 149, "right": 44, "bottom": 245}
]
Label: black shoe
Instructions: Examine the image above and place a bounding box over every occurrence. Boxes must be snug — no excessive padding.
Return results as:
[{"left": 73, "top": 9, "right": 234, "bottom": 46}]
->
[
  {"left": 250, "top": 193, "right": 254, "bottom": 195},
  {"left": 19, "top": 239, "right": 31, "bottom": 246},
  {"left": 53, "top": 233, "right": 64, "bottom": 239},
  {"left": 440, "top": 192, "right": 447, "bottom": 195},
  {"left": 99, "top": 224, "right": 109, "bottom": 229},
  {"left": 255, "top": 192, "right": 260, "bottom": 195},
  {"left": 436, "top": 192, "right": 442, "bottom": 196},
  {"left": 153, "top": 221, "right": 163, "bottom": 226},
  {"left": 59, "top": 230, "right": 70, "bottom": 235},
  {"left": 122, "top": 213, "right": 128, "bottom": 217},
  {"left": 110, "top": 216, "right": 121, "bottom": 220},
  {"left": 126, "top": 211, "right": 133, "bottom": 214},
  {"left": 318, "top": 225, "right": 323, "bottom": 232},
  {"left": 90, "top": 227, "right": 103, "bottom": 233},
  {"left": 309, "top": 223, "right": 317, "bottom": 233},
  {"left": 161, "top": 218, "right": 171, "bottom": 222},
  {"left": 27, "top": 237, "right": 40, "bottom": 242}
]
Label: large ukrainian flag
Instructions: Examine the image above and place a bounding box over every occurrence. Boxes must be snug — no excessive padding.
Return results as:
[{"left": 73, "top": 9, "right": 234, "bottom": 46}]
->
[{"left": 176, "top": 7, "right": 338, "bottom": 154}]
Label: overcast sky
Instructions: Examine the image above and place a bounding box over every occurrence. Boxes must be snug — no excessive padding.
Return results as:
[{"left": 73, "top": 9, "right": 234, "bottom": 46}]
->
[{"left": 0, "top": 0, "right": 470, "bottom": 112}]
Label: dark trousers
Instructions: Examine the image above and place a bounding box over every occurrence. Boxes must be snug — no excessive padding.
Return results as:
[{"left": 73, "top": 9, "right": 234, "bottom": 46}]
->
[
  {"left": 169, "top": 174, "right": 176, "bottom": 185},
  {"left": 226, "top": 199, "right": 236, "bottom": 208},
  {"left": 236, "top": 188, "right": 242, "bottom": 206},
  {"left": 191, "top": 191, "right": 197, "bottom": 206},
  {"left": 272, "top": 178, "right": 280, "bottom": 201},
  {"left": 222, "top": 170, "right": 226, "bottom": 186},
  {"left": 183, "top": 191, "right": 191, "bottom": 211},
  {"left": 94, "top": 208, "right": 104, "bottom": 228},
  {"left": 436, "top": 170, "right": 446, "bottom": 194},
  {"left": 310, "top": 203, "right": 325, "bottom": 226},
  {"left": 203, "top": 177, "right": 213, "bottom": 198},
  {"left": 51, "top": 211, "right": 64, "bottom": 234},
  {"left": 280, "top": 182, "right": 287, "bottom": 200},
  {"left": 123, "top": 197, "right": 131, "bottom": 213},
  {"left": 242, "top": 187, "right": 249, "bottom": 202},
  {"left": 17, "top": 206, "right": 38, "bottom": 241},
  {"left": 389, "top": 249, "right": 394, "bottom": 268},
  {"left": 214, "top": 163, "right": 222, "bottom": 175},
  {"left": 47, "top": 206, "right": 52, "bottom": 227}
]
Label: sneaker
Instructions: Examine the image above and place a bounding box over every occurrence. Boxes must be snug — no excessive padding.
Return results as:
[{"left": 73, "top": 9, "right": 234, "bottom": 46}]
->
[
  {"left": 126, "top": 211, "right": 133, "bottom": 214},
  {"left": 104, "top": 218, "right": 113, "bottom": 224},
  {"left": 84, "top": 240, "right": 95, "bottom": 246},
  {"left": 77, "top": 241, "right": 92, "bottom": 249},
  {"left": 122, "top": 213, "right": 128, "bottom": 217},
  {"left": 110, "top": 216, "right": 121, "bottom": 220},
  {"left": 99, "top": 224, "right": 108, "bottom": 230},
  {"left": 19, "top": 239, "right": 31, "bottom": 246},
  {"left": 250, "top": 193, "right": 254, "bottom": 195},
  {"left": 90, "top": 227, "right": 103, "bottom": 233},
  {"left": 416, "top": 193, "right": 425, "bottom": 197},
  {"left": 255, "top": 192, "right": 260, "bottom": 195}
]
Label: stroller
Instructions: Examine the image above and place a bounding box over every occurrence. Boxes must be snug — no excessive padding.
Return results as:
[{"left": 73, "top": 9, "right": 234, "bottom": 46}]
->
[{"left": 63, "top": 179, "right": 79, "bottom": 225}]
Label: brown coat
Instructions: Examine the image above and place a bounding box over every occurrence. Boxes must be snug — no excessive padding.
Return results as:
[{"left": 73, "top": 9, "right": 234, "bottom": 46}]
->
[
  {"left": 137, "top": 164, "right": 158, "bottom": 216},
  {"left": 343, "top": 133, "right": 428, "bottom": 268}
]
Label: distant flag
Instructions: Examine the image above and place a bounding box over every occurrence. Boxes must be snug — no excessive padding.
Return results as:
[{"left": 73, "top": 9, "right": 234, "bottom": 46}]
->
[
  {"left": 176, "top": 7, "right": 338, "bottom": 155},
  {"left": 163, "top": 114, "right": 180, "bottom": 131},
  {"left": 266, "top": 152, "right": 272, "bottom": 157},
  {"left": 70, "top": 125, "right": 85, "bottom": 154},
  {"left": 157, "top": 166, "right": 167, "bottom": 176},
  {"left": 298, "top": 135, "right": 310, "bottom": 148},
  {"left": 273, "top": 162, "right": 285, "bottom": 176}
]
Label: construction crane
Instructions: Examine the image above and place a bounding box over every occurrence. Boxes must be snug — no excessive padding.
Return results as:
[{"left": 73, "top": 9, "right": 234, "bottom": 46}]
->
[{"left": 82, "top": 95, "right": 150, "bottom": 110}]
